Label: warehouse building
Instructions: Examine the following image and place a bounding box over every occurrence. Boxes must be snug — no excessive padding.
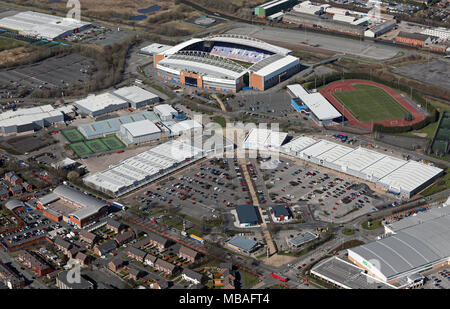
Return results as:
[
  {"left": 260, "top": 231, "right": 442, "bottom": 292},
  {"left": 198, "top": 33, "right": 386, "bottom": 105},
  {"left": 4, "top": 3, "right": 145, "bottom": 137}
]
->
[
  {"left": 287, "top": 232, "right": 318, "bottom": 248},
  {"left": 287, "top": 84, "right": 341, "bottom": 125},
  {"left": 311, "top": 257, "right": 396, "bottom": 289},
  {"left": 0, "top": 11, "right": 91, "bottom": 40},
  {"left": 154, "top": 104, "right": 178, "bottom": 121},
  {"left": 283, "top": 11, "right": 365, "bottom": 37},
  {"left": 243, "top": 128, "right": 288, "bottom": 151},
  {"left": 254, "top": 0, "right": 298, "bottom": 18},
  {"left": 0, "top": 105, "right": 64, "bottom": 134},
  {"left": 347, "top": 210, "right": 450, "bottom": 284},
  {"left": 364, "top": 20, "right": 396, "bottom": 38},
  {"left": 112, "top": 86, "right": 159, "bottom": 109},
  {"left": 84, "top": 139, "right": 205, "bottom": 197},
  {"left": 74, "top": 93, "right": 128, "bottom": 117},
  {"left": 118, "top": 119, "right": 161, "bottom": 145},
  {"left": 77, "top": 111, "right": 159, "bottom": 139},
  {"left": 278, "top": 135, "right": 443, "bottom": 198},
  {"left": 165, "top": 119, "right": 203, "bottom": 136},
  {"left": 37, "top": 185, "right": 108, "bottom": 228},
  {"left": 153, "top": 34, "right": 298, "bottom": 92}
]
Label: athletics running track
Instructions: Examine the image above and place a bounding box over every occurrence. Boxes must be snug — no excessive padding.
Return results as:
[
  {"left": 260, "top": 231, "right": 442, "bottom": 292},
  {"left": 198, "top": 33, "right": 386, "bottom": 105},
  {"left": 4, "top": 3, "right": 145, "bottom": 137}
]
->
[{"left": 319, "top": 80, "right": 426, "bottom": 130}]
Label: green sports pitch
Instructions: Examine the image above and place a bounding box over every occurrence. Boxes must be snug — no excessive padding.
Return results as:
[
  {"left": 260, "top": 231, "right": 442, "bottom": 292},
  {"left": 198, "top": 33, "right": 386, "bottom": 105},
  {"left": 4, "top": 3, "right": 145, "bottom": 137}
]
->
[
  {"left": 85, "top": 139, "right": 109, "bottom": 153},
  {"left": 101, "top": 136, "right": 125, "bottom": 150},
  {"left": 70, "top": 142, "right": 93, "bottom": 157},
  {"left": 332, "top": 84, "right": 410, "bottom": 123},
  {"left": 62, "top": 129, "right": 84, "bottom": 143}
]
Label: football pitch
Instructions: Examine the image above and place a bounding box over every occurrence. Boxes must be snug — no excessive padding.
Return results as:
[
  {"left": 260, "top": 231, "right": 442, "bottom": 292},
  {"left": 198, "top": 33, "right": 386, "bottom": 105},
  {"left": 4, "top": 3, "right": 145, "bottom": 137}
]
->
[
  {"left": 61, "top": 129, "right": 84, "bottom": 143},
  {"left": 332, "top": 84, "right": 410, "bottom": 123}
]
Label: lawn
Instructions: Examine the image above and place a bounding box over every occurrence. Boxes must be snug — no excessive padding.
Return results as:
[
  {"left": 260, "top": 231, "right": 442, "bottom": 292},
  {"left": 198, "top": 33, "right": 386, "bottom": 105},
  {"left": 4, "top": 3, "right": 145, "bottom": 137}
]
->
[
  {"left": 213, "top": 116, "right": 227, "bottom": 128},
  {"left": 0, "top": 37, "right": 25, "bottom": 51},
  {"left": 421, "top": 167, "right": 450, "bottom": 196},
  {"left": 341, "top": 228, "right": 355, "bottom": 236},
  {"left": 332, "top": 84, "right": 410, "bottom": 123},
  {"left": 62, "top": 129, "right": 84, "bottom": 143}
]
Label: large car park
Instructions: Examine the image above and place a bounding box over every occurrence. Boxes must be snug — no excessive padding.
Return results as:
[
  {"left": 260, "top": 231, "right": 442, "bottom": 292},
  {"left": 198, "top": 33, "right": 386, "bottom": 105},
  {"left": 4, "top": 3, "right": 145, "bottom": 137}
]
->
[{"left": 259, "top": 156, "right": 393, "bottom": 221}]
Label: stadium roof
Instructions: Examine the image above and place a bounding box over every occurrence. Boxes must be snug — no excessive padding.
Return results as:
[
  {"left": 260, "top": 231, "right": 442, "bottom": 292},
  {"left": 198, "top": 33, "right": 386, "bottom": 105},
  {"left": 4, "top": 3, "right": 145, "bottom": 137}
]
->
[
  {"left": 333, "top": 147, "right": 387, "bottom": 172},
  {"left": 74, "top": 93, "right": 127, "bottom": 114},
  {"left": 311, "top": 257, "right": 396, "bottom": 289},
  {"left": 281, "top": 136, "right": 318, "bottom": 154},
  {"left": 235, "top": 205, "right": 260, "bottom": 224},
  {"left": 250, "top": 54, "right": 299, "bottom": 77},
  {"left": 378, "top": 161, "right": 443, "bottom": 193},
  {"left": 113, "top": 86, "right": 159, "bottom": 104},
  {"left": 348, "top": 214, "right": 450, "bottom": 280},
  {"left": 228, "top": 236, "right": 259, "bottom": 252},
  {"left": 0, "top": 11, "right": 91, "bottom": 40},
  {"left": 121, "top": 119, "right": 161, "bottom": 137},
  {"left": 161, "top": 38, "right": 203, "bottom": 55},
  {"left": 158, "top": 52, "right": 246, "bottom": 80}
]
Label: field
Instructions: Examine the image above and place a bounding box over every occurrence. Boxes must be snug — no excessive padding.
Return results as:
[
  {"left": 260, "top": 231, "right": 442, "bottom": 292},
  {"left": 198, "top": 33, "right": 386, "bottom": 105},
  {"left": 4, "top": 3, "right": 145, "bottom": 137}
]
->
[
  {"left": 102, "top": 136, "right": 125, "bottom": 150},
  {"left": 332, "top": 84, "right": 410, "bottom": 123},
  {"left": 70, "top": 142, "right": 94, "bottom": 157},
  {"left": 85, "top": 139, "right": 109, "bottom": 153},
  {"left": 431, "top": 112, "right": 450, "bottom": 156},
  {"left": 0, "top": 37, "right": 25, "bottom": 52},
  {"left": 61, "top": 129, "right": 85, "bottom": 143}
]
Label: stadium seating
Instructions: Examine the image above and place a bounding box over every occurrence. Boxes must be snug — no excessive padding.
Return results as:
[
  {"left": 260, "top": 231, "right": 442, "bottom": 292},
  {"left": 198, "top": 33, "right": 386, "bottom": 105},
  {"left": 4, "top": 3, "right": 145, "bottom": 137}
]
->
[{"left": 210, "top": 42, "right": 273, "bottom": 63}]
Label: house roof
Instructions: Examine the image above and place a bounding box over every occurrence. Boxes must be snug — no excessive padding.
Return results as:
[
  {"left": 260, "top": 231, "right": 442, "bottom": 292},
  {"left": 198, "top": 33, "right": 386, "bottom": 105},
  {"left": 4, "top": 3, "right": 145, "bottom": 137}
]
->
[
  {"left": 182, "top": 268, "right": 203, "bottom": 281},
  {"left": 127, "top": 247, "right": 147, "bottom": 259},
  {"left": 79, "top": 229, "right": 97, "bottom": 242},
  {"left": 106, "top": 218, "right": 123, "bottom": 229},
  {"left": 179, "top": 246, "right": 199, "bottom": 258},
  {"left": 115, "top": 230, "right": 135, "bottom": 244},
  {"left": 149, "top": 233, "right": 169, "bottom": 246},
  {"left": 54, "top": 237, "right": 72, "bottom": 250},
  {"left": 155, "top": 259, "right": 176, "bottom": 271},
  {"left": 96, "top": 240, "right": 117, "bottom": 254}
]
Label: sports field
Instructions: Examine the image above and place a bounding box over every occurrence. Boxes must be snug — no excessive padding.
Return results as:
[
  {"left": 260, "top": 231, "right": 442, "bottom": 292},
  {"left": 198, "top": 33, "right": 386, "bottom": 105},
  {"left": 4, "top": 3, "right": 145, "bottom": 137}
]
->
[
  {"left": 70, "top": 142, "right": 93, "bottom": 157},
  {"left": 101, "top": 136, "right": 125, "bottom": 150},
  {"left": 332, "top": 84, "right": 410, "bottom": 123},
  {"left": 85, "top": 139, "right": 109, "bottom": 153},
  {"left": 61, "top": 129, "right": 84, "bottom": 143}
]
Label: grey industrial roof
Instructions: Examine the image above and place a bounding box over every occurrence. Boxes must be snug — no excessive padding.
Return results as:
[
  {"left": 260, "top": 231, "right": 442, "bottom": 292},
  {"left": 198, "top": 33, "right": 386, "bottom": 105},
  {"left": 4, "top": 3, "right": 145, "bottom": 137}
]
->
[
  {"left": 4, "top": 199, "right": 24, "bottom": 211},
  {"left": 385, "top": 205, "right": 450, "bottom": 233},
  {"left": 311, "top": 257, "right": 395, "bottom": 289},
  {"left": 349, "top": 214, "right": 450, "bottom": 280},
  {"left": 235, "top": 205, "right": 260, "bottom": 224},
  {"left": 39, "top": 193, "right": 60, "bottom": 206},
  {"left": 228, "top": 236, "right": 258, "bottom": 252},
  {"left": 53, "top": 185, "right": 107, "bottom": 220},
  {"left": 288, "top": 232, "right": 318, "bottom": 246}
]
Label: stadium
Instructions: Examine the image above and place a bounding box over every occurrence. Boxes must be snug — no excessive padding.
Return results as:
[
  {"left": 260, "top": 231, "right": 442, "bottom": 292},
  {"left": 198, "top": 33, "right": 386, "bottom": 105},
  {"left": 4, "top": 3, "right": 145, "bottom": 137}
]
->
[
  {"left": 319, "top": 80, "right": 427, "bottom": 130},
  {"left": 153, "top": 34, "right": 301, "bottom": 92}
]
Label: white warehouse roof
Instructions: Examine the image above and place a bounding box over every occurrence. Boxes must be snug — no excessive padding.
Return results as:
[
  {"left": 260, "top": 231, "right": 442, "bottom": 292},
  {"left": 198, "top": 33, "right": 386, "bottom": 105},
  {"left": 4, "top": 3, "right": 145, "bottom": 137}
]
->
[
  {"left": 154, "top": 104, "right": 177, "bottom": 117},
  {"left": 169, "top": 119, "right": 203, "bottom": 135},
  {"left": 281, "top": 136, "right": 318, "bottom": 154},
  {"left": 74, "top": 93, "right": 128, "bottom": 114},
  {"left": 113, "top": 86, "right": 159, "bottom": 105},
  {"left": 333, "top": 147, "right": 387, "bottom": 172},
  {"left": 348, "top": 213, "right": 450, "bottom": 281},
  {"left": 121, "top": 119, "right": 161, "bottom": 137},
  {"left": 0, "top": 11, "right": 91, "bottom": 40},
  {"left": 244, "top": 128, "right": 288, "bottom": 150},
  {"left": 378, "top": 161, "right": 443, "bottom": 194}
]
